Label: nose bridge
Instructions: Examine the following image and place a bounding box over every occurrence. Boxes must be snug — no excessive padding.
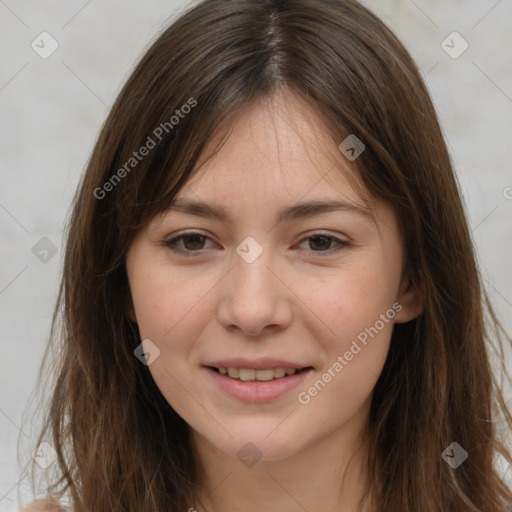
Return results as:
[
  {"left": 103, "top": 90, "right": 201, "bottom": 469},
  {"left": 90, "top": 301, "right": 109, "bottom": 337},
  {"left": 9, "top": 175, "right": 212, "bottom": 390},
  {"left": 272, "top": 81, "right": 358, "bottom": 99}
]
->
[
  {"left": 234, "top": 245, "right": 275, "bottom": 298},
  {"left": 217, "top": 237, "right": 291, "bottom": 335}
]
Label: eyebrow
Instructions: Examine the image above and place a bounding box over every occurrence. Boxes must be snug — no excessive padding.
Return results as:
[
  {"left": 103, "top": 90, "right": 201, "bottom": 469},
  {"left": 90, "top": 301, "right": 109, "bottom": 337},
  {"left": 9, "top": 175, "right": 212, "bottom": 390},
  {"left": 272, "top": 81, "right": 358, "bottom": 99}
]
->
[{"left": 166, "top": 198, "right": 375, "bottom": 224}]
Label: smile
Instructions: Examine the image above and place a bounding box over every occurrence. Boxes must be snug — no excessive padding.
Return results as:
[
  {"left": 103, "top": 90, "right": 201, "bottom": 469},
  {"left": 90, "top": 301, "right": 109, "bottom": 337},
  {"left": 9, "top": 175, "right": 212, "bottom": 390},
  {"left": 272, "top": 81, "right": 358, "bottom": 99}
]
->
[
  {"left": 204, "top": 366, "right": 314, "bottom": 403},
  {"left": 209, "top": 366, "right": 311, "bottom": 381}
]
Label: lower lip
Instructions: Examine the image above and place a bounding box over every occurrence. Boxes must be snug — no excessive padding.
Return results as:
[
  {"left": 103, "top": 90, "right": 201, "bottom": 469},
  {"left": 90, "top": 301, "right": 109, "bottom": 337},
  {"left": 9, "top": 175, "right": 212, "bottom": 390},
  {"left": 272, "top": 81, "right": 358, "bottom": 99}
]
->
[{"left": 204, "top": 367, "right": 313, "bottom": 403}]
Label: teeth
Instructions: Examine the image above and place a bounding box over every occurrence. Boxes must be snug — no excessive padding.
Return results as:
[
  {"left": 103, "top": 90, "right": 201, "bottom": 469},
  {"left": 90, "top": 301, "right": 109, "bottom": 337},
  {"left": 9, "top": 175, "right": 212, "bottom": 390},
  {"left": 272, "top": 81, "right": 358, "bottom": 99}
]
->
[
  {"left": 239, "top": 369, "right": 255, "bottom": 381},
  {"left": 217, "top": 366, "right": 302, "bottom": 381},
  {"left": 227, "top": 367, "right": 239, "bottom": 378},
  {"left": 255, "top": 369, "right": 274, "bottom": 381},
  {"left": 273, "top": 367, "right": 286, "bottom": 378}
]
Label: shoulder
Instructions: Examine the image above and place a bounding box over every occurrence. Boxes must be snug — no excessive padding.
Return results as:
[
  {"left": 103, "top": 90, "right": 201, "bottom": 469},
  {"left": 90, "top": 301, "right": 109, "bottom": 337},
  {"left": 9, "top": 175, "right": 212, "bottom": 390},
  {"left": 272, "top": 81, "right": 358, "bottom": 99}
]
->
[{"left": 19, "top": 498, "right": 67, "bottom": 511}]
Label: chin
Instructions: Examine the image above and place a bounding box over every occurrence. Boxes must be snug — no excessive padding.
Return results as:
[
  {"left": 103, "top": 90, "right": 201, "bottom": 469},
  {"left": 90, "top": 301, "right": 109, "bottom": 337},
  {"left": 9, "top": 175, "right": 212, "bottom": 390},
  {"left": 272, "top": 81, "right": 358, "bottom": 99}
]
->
[{"left": 207, "top": 427, "right": 306, "bottom": 464}]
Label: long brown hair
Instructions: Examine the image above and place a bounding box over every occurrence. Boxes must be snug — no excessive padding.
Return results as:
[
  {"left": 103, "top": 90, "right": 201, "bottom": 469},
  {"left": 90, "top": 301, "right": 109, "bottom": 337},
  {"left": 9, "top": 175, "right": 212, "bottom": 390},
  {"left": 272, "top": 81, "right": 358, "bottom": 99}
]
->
[{"left": 19, "top": 0, "right": 512, "bottom": 510}]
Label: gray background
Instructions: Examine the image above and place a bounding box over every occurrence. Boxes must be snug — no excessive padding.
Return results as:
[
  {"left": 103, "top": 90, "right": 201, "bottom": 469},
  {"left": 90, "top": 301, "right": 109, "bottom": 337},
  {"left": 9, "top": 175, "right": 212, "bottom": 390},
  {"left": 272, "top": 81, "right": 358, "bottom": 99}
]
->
[{"left": 1, "top": 0, "right": 511, "bottom": 508}]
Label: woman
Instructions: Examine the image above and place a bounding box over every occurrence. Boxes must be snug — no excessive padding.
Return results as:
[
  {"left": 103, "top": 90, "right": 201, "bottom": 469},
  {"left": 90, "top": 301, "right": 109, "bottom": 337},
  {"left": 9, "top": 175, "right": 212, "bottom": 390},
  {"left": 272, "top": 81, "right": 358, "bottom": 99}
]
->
[{"left": 20, "top": 0, "right": 512, "bottom": 510}]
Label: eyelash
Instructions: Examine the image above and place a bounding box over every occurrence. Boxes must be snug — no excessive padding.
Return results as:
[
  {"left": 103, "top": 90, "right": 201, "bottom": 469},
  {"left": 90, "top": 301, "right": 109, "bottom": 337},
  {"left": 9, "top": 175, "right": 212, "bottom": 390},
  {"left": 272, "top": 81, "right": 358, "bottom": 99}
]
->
[{"left": 163, "top": 231, "right": 349, "bottom": 257}]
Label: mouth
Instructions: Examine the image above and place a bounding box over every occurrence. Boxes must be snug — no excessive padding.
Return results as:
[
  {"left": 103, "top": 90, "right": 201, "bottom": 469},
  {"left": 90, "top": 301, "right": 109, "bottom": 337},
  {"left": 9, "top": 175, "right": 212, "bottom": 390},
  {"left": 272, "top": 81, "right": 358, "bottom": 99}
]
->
[
  {"left": 204, "top": 364, "right": 314, "bottom": 403},
  {"left": 206, "top": 366, "right": 313, "bottom": 382}
]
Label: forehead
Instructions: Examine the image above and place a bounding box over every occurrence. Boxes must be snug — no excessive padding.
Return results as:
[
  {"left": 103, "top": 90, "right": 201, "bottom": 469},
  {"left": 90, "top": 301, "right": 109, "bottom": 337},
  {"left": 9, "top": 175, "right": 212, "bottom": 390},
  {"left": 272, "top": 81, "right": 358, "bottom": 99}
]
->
[{"left": 182, "top": 90, "right": 370, "bottom": 210}]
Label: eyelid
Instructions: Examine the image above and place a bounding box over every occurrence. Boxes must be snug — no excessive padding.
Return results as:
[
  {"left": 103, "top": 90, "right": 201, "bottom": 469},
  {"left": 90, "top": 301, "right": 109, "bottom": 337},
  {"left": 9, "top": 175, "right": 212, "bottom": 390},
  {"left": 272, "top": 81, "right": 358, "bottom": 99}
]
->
[
  {"left": 295, "top": 231, "right": 349, "bottom": 253},
  {"left": 163, "top": 230, "right": 218, "bottom": 255},
  {"left": 163, "top": 229, "right": 350, "bottom": 257}
]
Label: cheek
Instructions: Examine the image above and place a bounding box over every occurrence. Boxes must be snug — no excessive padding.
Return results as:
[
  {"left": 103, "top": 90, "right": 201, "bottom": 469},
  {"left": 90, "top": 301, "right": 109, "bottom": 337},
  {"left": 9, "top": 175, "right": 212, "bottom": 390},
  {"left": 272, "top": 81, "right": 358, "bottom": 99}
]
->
[
  {"left": 294, "top": 266, "right": 396, "bottom": 422},
  {"left": 129, "top": 267, "right": 216, "bottom": 419},
  {"left": 298, "top": 262, "right": 397, "bottom": 346},
  {"left": 129, "top": 264, "right": 214, "bottom": 345}
]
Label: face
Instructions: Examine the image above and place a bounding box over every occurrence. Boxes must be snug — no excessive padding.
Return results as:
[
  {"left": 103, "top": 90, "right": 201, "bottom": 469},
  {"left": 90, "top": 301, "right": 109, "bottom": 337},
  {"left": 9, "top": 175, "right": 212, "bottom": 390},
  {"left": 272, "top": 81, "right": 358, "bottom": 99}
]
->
[{"left": 125, "top": 90, "right": 421, "bottom": 463}]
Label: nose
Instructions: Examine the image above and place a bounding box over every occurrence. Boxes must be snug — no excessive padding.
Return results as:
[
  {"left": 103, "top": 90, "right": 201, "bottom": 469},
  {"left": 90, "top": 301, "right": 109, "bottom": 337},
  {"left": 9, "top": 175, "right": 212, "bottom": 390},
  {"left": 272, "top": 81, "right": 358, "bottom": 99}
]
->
[{"left": 216, "top": 248, "right": 293, "bottom": 337}]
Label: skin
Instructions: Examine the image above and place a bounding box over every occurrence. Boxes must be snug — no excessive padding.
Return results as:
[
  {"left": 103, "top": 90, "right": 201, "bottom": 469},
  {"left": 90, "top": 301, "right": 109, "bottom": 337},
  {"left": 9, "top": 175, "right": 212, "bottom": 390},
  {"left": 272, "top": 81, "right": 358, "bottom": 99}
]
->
[{"left": 126, "top": 89, "right": 422, "bottom": 512}]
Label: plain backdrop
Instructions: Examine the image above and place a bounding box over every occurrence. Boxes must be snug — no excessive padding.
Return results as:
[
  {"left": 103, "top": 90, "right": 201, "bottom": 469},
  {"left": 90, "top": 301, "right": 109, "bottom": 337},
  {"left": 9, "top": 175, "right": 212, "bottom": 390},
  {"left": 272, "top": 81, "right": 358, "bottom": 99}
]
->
[{"left": 1, "top": 0, "right": 511, "bottom": 508}]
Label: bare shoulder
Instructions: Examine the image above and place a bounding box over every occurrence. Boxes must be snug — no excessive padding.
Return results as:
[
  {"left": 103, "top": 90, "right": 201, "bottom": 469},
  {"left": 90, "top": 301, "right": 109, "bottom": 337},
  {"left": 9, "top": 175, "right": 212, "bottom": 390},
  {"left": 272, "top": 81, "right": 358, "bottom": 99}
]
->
[{"left": 19, "top": 497, "right": 68, "bottom": 511}]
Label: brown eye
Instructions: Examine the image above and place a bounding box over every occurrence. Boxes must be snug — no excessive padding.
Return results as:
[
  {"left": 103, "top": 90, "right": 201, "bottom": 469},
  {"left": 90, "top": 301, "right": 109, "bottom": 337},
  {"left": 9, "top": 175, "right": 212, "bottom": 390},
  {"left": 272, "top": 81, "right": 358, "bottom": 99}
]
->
[
  {"left": 164, "top": 232, "right": 216, "bottom": 255},
  {"left": 298, "top": 234, "right": 349, "bottom": 253},
  {"left": 181, "top": 234, "right": 207, "bottom": 250},
  {"left": 308, "top": 235, "right": 334, "bottom": 251}
]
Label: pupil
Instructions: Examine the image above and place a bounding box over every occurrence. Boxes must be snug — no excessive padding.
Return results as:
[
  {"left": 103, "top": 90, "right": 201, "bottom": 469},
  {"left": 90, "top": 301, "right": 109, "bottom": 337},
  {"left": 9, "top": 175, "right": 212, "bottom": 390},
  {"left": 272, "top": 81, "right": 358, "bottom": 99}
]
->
[
  {"left": 184, "top": 235, "right": 205, "bottom": 250},
  {"left": 310, "top": 235, "right": 330, "bottom": 251}
]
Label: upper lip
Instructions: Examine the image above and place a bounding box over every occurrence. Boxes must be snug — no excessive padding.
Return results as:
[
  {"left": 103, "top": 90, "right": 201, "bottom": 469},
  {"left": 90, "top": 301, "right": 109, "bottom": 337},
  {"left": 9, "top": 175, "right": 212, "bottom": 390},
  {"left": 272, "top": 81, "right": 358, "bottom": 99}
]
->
[{"left": 204, "top": 358, "right": 312, "bottom": 370}]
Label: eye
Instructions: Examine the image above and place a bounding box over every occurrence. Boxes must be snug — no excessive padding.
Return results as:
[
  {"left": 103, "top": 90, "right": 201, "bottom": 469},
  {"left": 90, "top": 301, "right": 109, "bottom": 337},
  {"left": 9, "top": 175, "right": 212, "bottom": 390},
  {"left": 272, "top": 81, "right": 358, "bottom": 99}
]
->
[
  {"left": 163, "top": 232, "right": 217, "bottom": 255},
  {"left": 163, "top": 231, "right": 349, "bottom": 257},
  {"left": 296, "top": 233, "right": 349, "bottom": 254}
]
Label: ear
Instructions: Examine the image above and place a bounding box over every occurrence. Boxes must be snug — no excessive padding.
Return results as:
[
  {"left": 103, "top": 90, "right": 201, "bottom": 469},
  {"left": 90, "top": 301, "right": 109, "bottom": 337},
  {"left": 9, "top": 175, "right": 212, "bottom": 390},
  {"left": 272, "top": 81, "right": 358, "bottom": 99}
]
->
[{"left": 394, "top": 272, "right": 423, "bottom": 324}]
